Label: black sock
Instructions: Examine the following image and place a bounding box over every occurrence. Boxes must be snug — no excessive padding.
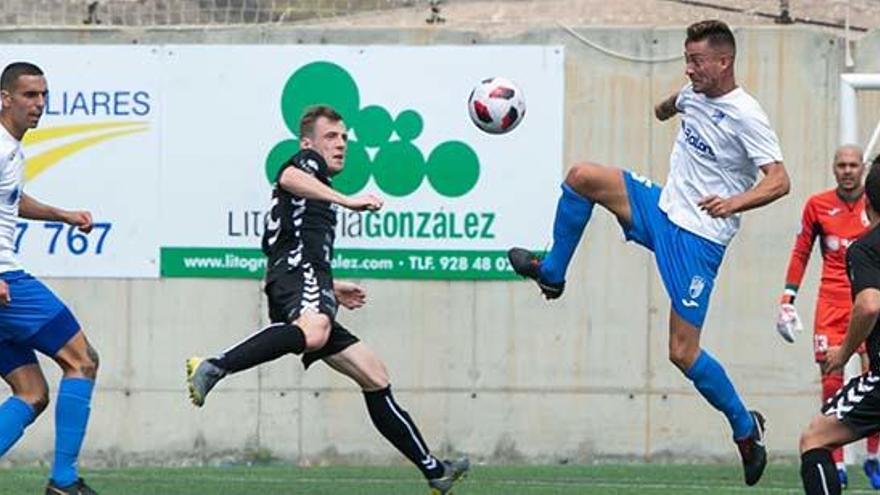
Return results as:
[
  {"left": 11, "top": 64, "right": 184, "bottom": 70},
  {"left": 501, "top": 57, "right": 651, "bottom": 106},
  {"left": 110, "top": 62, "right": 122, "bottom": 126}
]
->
[
  {"left": 801, "top": 448, "right": 841, "bottom": 495},
  {"left": 364, "top": 386, "right": 444, "bottom": 480},
  {"left": 209, "top": 323, "right": 306, "bottom": 373}
]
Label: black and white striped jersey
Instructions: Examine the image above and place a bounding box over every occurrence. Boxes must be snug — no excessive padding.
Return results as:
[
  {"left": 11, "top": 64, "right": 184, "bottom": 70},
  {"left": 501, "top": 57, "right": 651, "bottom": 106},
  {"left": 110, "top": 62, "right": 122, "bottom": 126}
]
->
[
  {"left": 262, "top": 149, "right": 336, "bottom": 281},
  {"left": 846, "top": 223, "right": 880, "bottom": 374}
]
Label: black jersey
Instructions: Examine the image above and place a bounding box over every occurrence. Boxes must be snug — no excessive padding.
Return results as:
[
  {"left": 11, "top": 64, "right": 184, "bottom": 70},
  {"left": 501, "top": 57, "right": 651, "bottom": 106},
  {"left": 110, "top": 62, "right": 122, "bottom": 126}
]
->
[
  {"left": 262, "top": 149, "right": 336, "bottom": 280},
  {"left": 847, "top": 223, "right": 880, "bottom": 374}
]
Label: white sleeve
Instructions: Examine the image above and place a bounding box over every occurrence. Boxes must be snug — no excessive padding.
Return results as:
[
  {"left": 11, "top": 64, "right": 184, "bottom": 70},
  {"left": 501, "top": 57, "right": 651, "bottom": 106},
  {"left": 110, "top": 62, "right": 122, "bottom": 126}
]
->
[
  {"left": 674, "top": 83, "right": 692, "bottom": 112},
  {"left": 736, "top": 108, "right": 784, "bottom": 168}
]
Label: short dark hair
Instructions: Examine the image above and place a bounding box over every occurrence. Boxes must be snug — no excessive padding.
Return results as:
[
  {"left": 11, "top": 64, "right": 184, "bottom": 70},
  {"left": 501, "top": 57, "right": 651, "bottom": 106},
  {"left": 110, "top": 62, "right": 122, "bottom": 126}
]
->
[
  {"left": 686, "top": 20, "right": 736, "bottom": 55},
  {"left": 866, "top": 161, "right": 880, "bottom": 213},
  {"left": 1, "top": 62, "right": 44, "bottom": 92},
  {"left": 872, "top": 153, "right": 880, "bottom": 168},
  {"left": 299, "top": 105, "right": 343, "bottom": 139}
]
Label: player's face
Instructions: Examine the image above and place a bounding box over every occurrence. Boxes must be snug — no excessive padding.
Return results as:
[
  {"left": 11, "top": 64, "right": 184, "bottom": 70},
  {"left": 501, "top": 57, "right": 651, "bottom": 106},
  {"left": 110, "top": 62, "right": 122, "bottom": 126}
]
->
[
  {"left": 684, "top": 40, "right": 730, "bottom": 95},
  {"left": 0, "top": 75, "right": 47, "bottom": 131},
  {"left": 833, "top": 148, "right": 865, "bottom": 192},
  {"left": 302, "top": 117, "right": 348, "bottom": 175}
]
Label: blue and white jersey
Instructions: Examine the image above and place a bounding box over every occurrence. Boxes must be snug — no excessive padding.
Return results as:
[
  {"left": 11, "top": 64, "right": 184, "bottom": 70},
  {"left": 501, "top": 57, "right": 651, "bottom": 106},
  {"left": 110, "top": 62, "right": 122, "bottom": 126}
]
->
[
  {"left": 659, "top": 83, "right": 783, "bottom": 245},
  {"left": 0, "top": 124, "right": 24, "bottom": 273}
]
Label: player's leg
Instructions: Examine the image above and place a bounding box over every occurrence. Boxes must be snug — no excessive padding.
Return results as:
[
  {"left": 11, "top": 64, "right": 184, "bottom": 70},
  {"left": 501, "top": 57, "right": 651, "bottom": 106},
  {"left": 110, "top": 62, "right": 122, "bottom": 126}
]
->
[
  {"left": 819, "top": 367, "right": 848, "bottom": 485},
  {"left": 670, "top": 310, "right": 766, "bottom": 485},
  {"left": 859, "top": 351, "right": 880, "bottom": 488},
  {"left": 3, "top": 272, "right": 99, "bottom": 493},
  {"left": 508, "top": 162, "right": 632, "bottom": 298},
  {"left": 45, "top": 328, "right": 99, "bottom": 493},
  {"left": 206, "top": 310, "right": 327, "bottom": 373},
  {"left": 670, "top": 310, "right": 758, "bottom": 437},
  {"left": 187, "top": 267, "right": 330, "bottom": 406},
  {"left": 0, "top": 357, "right": 48, "bottom": 456},
  {"left": 800, "top": 414, "right": 857, "bottom": 495},
  {"left": 659, "top": 228, "right": 765, "bottom": 484},
  {"left": 323, "top": 337, "right": 469, "bottom": 494}
]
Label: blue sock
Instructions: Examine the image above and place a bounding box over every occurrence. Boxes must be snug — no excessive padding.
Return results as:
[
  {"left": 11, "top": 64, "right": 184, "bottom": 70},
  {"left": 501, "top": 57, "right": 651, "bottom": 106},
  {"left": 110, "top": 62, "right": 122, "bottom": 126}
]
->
[
  {"left": 0, "top": 396, "right": 35, "bottom": 456},
  {"left": 51, "top": 378, "right": 94, "bottom": 486},
  {"left": 539, "top": 183, "right": 595, "bottom": 284},
  {"left": 685, "top": 350, "right": 755, "bottom": 440}
]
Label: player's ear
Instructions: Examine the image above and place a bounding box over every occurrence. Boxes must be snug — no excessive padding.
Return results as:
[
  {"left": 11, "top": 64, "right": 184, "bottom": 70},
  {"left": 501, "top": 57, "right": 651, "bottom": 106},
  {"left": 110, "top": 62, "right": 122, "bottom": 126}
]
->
[
  {"left": 719, "top": 51, "right": 734, "bottom": 70},
  {"left": 300, "top": 135, "right": 313, "bottom": 150}
]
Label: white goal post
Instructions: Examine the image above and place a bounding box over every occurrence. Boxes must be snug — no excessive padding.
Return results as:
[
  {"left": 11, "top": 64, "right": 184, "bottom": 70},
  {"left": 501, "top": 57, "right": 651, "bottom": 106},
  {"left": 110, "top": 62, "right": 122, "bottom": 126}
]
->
[
  {"left": 840, "top": 73, "right": 880, "bottom": 161},
  {"left": 838, "top": 73, "right": 880, "bottom": 466}
]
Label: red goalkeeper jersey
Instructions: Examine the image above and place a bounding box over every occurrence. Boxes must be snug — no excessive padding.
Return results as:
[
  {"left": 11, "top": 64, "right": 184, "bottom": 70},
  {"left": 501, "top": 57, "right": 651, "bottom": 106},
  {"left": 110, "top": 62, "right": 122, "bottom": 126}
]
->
[{"left": 785, "top": 189, "right": 870, "bottom": 304}]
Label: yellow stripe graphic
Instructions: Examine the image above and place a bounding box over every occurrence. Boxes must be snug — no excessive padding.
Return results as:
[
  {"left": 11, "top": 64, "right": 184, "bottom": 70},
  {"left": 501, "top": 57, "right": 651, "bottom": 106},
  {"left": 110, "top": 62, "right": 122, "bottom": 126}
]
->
[
  {"left": 25, "top": 126, "right": 149, "bottom": 181},
  {"left": 22, "top": 121, "right": 147, "bottom": 145}
]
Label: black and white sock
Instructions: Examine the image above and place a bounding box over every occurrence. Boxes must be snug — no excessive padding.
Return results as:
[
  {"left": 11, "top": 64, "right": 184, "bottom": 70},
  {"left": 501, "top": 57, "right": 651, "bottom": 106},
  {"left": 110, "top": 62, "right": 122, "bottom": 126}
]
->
[
  {"left": 801, "top": 448, "right": 841, "bottom": 495},
  {"left": 209, "top": 323, "right": 306, "bottom": 373},
  {"left": 364, "top": 386, "right": 444, "bottom": 480}
]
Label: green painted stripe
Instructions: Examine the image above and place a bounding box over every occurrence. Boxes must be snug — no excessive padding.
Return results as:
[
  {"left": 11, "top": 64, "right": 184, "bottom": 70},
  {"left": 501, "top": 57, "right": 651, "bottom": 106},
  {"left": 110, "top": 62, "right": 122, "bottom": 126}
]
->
[{"left": 160, "top": 247, "right": 528, "bottom": 280}]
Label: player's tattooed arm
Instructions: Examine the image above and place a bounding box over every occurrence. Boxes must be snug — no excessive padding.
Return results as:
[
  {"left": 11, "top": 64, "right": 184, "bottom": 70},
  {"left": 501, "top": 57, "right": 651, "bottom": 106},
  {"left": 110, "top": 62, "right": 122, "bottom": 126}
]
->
[
  {"left": 18, "top": 193, "right": 93, "bottom": 233},
  {"left": 279, "top": 167, "right": 383, "bottom": 212},
  {"left": 654, "top": 93, "right": 680, "bottom": 121}
]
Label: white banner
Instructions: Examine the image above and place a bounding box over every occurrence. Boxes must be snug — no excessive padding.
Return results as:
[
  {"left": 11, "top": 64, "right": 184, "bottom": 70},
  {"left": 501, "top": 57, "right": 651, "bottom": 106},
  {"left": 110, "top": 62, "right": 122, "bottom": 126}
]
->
[
  {"left": 3, "top": 45, "right": 564, "bottom": 279},
  {"left": 5, "top": 46, "right": 161, "bottom": 277}
]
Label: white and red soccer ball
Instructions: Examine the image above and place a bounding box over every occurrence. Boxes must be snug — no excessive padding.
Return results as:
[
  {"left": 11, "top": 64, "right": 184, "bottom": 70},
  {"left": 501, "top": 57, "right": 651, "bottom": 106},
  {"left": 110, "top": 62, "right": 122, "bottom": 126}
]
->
[{"left": 467, "top": 77, "right": 526, "bottom": 134}]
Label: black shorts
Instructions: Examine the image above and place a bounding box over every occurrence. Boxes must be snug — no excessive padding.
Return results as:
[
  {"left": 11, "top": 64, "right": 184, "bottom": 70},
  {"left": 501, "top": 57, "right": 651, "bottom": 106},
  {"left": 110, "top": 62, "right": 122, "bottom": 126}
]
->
[
  {"left": 265, "top": 264, "right": 359, "bottom": 368},
  {"left": 822, "top": 371, "right": 880, "bottom": 438}
]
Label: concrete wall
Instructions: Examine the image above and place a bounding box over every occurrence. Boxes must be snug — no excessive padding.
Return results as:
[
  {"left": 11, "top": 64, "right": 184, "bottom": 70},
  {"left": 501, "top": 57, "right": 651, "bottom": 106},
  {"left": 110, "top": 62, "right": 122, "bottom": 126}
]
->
[{"left": 0, "top": 25, "right": 875, "bottom": 466}]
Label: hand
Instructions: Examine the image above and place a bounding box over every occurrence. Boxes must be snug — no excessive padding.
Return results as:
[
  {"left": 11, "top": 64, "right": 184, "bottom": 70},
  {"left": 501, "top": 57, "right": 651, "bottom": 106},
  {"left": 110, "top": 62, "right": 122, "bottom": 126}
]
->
[
  {"left": 344, "top": 194, "right": 383, "bottom": 212},
  {"left": 698, "top": 195, "right": 738, "bottom": 218},
  {"left": 822, "top": 346, "right": 851, "bottom": 374},
  {"left": 334, "top": 280, "right": 367, "bottom": 310},
  {"left": 63, "top": 210, "right": 93, "bottom": 233},
  {"left": 0, "top": 280, "right": 10, "bottom": 305},
  {"left": 775, "top": 303, "right": 802, "bottom": 343}
]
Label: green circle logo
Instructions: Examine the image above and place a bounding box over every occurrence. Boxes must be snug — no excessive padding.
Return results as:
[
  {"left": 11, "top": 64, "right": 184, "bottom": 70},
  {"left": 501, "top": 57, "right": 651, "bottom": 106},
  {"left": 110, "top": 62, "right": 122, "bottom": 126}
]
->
[{"left": 267, "top": 61, "right": 481, "bottom": 198}]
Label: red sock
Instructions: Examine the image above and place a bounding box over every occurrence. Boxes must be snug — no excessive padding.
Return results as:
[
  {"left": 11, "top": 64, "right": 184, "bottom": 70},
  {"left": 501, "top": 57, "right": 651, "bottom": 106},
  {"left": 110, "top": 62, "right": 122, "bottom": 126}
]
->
[{"left": 869, "top": 433, "right": 880, "bottom": 456}]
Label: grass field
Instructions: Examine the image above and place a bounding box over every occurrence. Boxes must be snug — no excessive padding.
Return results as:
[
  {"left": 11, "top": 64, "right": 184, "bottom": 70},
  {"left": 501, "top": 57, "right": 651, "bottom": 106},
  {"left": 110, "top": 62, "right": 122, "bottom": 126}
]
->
[{"left": 0, "top": 463, "right": 876, "bottom": 494}]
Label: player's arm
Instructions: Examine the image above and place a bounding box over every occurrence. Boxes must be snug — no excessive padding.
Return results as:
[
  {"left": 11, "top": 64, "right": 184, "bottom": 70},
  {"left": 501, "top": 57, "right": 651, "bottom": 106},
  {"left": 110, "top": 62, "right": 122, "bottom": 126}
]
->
[
  {"left": 781, "top": 199, "right": 819, "bottom": 302},
  {"left": 333, "top": 280, "right": 366, "bottom": 310},
  {"left": 654, "top": 92, "right": 680, "bottom": 121},
  {"left": 825, "top": 244, "right": 880, "bottom": 372},
  {"left": 698, "top": 162, "right": 790, "bottom": 218},
  {"left": 278, "top": 167, "right": 382, "bottom": 212},
  {"left": 775, "top": 200, "right": 817, "bottom": 342},
  {"left": 18, "top": 193, "right": 93, "bottom": 233}
]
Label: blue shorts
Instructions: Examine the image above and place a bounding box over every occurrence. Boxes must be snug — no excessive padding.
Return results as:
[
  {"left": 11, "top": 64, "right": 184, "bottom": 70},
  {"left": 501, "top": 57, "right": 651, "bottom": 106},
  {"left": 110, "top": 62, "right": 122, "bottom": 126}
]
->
[
  {"left": 621, "top": 171, "right": 726, "bottom": 329},
  {"left": 0, "top": 271, "right": 81, "bottom": 376}
]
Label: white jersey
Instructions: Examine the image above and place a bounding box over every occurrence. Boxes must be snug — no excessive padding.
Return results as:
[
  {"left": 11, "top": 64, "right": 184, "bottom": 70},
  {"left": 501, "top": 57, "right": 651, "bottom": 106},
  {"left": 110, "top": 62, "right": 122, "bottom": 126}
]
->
[
  {"left": 0, "top": 124, "right": 24, "bottom": 273},
  {"left": 659, "top": 83, "right": 783, "bottom": 245}
]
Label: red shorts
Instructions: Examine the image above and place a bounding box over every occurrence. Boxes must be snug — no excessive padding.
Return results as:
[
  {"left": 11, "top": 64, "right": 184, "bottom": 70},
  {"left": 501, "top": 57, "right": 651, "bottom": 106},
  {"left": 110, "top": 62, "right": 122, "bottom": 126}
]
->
[{"left": 813, "top": 300, "right": 865, "bottom": 362}]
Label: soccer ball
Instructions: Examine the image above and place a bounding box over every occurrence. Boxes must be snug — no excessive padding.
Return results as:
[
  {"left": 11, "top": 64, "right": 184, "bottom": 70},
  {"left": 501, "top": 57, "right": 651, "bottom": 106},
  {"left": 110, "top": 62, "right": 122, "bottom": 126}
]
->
[{"left": 467, "top": 77, "right": 526, "bottom": 134}]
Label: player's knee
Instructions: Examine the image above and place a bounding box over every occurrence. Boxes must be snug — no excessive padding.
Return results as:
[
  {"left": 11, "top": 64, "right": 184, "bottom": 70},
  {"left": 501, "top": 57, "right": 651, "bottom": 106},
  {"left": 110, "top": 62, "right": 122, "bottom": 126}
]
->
[
  {"left": 667, "top": 345, "right": 695, "bottom": 371},
  {"left": 19, "top": 390, "right": 49, "bottom": 417},
  {"left": 363, "top": 361, "right": 390, "bottom": 391},
  {"left": 85, "top": 343, "right": 100, "bottom": 376},
  {"left": 296, "top": 311, "right": 332, "bottom": 351},
  {"left": 799, "top": 427, "right": 819, "bottom": 454},
  {"left": 302, "top": 323, "right": 331, "bottom": 351},
  {"left": 59, "top": 345, "right": 99, "bottom": 379},
  {"left": 565, "top": 162, "right": 600, "bottom": 190},
  {"left": 76, "top": 344, "right": 100, "bottom": 379},
  {"left": 799, "top": 417, "right": 830, "bottom": 453}
]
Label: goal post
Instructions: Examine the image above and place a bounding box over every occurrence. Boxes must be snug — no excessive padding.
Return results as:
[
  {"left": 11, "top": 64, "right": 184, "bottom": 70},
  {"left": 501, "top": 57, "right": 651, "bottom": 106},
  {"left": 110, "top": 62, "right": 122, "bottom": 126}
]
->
[{"left": 840, "top": 73, "right": 880, "bottom": 161}]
